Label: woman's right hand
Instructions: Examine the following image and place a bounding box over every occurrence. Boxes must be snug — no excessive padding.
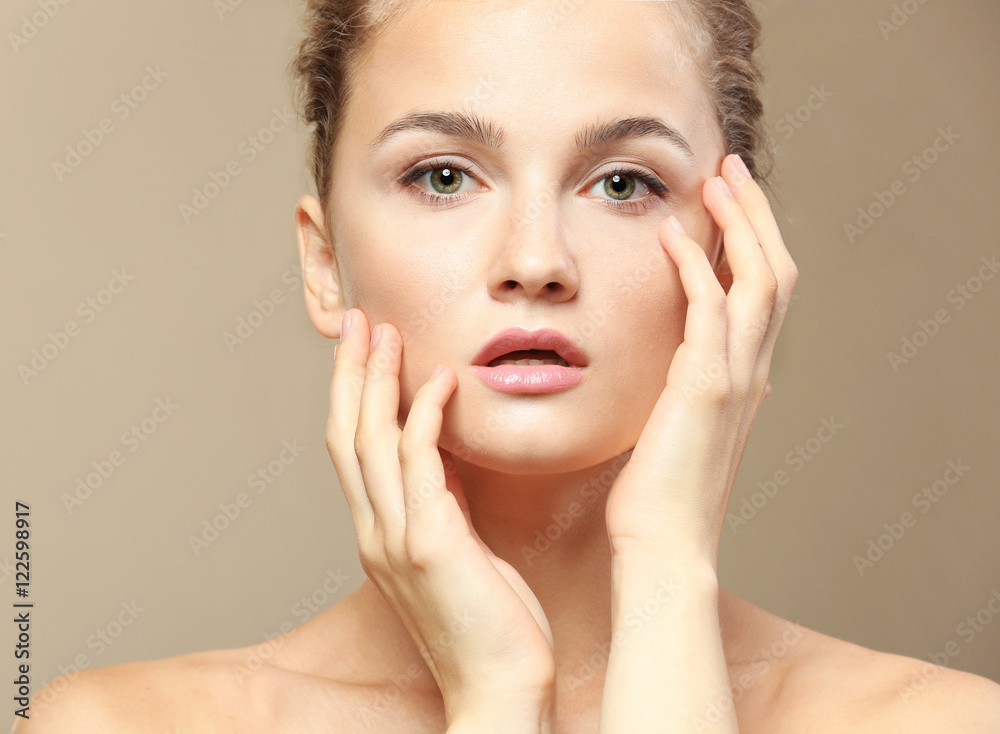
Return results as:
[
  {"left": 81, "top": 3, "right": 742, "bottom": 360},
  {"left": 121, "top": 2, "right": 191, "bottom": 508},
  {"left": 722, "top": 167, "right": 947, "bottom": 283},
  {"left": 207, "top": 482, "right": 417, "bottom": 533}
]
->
[{"left": 326, "top": 307, "right": 557, "bottom": 722}]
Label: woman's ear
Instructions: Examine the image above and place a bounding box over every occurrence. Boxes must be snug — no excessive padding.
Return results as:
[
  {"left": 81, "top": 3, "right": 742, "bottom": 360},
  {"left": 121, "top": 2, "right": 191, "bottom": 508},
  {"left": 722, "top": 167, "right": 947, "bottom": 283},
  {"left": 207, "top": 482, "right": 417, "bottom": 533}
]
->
[{"left": 296, "top": 194, "right": 345, "bottom": 339}]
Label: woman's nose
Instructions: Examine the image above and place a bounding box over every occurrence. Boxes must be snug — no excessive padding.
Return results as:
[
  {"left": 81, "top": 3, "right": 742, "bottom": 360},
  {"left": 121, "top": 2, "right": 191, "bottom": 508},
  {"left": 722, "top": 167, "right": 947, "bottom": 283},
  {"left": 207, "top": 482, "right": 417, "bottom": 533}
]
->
[{"left": 485, "top": 202, "right": 580, "bottom": 302}]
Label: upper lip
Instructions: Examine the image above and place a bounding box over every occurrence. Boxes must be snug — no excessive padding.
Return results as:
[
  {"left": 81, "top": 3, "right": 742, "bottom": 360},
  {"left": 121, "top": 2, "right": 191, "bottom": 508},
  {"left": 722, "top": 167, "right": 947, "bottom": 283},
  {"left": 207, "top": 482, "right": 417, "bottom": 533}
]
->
[{"left": 472, "top": 327, "right": 589, "bottom": 368}]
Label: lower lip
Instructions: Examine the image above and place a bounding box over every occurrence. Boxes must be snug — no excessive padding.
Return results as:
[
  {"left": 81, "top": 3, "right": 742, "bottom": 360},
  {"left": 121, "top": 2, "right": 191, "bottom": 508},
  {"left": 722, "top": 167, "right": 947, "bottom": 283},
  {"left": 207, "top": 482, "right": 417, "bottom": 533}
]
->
[{"left": 471, "top": 364, "right": 585, "bottom": 393}]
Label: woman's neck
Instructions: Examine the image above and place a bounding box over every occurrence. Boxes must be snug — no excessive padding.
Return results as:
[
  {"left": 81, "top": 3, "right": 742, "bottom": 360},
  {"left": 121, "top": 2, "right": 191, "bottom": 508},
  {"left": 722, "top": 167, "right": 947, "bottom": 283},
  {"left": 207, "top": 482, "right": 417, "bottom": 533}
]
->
[{"left": 338, "top": 451, "right": 757, "bottom": 702}]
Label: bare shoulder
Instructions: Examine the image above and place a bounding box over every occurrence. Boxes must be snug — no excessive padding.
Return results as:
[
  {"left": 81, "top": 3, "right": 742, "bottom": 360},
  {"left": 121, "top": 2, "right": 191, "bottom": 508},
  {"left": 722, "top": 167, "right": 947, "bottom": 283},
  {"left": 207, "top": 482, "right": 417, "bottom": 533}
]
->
[
  {"left": 775, "top": 627, "right": 1000, "bottom": 733},
  {"left": 14, "top": 648, "right": 260, "bottom": 733},
  {"left": 13, "top": 613, "right": 430, "bottom": 734}
]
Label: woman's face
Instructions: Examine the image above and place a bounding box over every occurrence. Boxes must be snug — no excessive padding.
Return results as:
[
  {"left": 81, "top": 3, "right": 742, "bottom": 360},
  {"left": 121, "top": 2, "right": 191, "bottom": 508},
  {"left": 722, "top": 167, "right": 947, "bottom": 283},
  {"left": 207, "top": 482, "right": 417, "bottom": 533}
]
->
[{"left": 319, "top": 0, "right": 727, "bottom": 473}]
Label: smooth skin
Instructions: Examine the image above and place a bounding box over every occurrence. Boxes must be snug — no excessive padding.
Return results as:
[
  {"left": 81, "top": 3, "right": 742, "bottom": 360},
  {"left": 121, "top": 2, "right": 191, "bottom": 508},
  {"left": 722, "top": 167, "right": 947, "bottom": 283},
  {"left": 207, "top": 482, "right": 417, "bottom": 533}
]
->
[
  {"left": 16, "top": 0, "right": 1000, "bottom": 731},
  {"left": 330, "top": 297, "right": 560, "bottom": 726},
  {"left": 325, "top": 154, "right": 796, "bottom": 732}
]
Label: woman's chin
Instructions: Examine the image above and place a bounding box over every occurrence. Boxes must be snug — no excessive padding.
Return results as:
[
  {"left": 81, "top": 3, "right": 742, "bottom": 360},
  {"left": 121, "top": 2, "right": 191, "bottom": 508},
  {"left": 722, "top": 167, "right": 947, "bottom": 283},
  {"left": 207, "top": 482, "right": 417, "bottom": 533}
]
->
[{"left": 438, "top": 416, "right": 634, "bottom": 476}]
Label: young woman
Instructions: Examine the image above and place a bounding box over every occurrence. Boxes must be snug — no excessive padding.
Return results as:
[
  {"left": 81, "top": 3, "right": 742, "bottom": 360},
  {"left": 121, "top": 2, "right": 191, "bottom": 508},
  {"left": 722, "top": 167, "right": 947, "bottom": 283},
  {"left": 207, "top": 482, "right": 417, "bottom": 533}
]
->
[{"left": 20, "top": 0, "right": 1000, "bottom": 731}]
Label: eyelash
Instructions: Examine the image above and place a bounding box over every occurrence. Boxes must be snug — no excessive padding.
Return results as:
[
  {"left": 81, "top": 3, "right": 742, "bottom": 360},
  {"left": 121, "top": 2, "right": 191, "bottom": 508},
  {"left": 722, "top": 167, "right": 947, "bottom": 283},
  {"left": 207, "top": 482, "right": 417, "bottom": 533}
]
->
[{"left": 397, "top": 156, "right": 669, "bottom": 214}]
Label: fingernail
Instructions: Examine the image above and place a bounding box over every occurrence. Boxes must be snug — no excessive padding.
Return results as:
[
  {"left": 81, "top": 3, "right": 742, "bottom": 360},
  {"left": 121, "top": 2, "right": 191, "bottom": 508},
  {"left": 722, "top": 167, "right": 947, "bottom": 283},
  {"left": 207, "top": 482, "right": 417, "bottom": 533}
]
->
[
  {"left": 430, "top": 363, "right": 444, "bottom": 379},
  {"left": 370, "top": 324, "right": 382, "bottom": 352},
  {"left": 764, "top": 380, "right": 772, "bottom": 399},
  {"left": 341, "top": 310, "right": 352, "bottom": 339},
  {"left": 733, "top": 154, "right": 752, "bottom": 182},
  {"left": 716, "top": 176, "right": 735, "bottom": 199},
  {"left": 669, "top": 215, "right": 687, "bottom": 235}
]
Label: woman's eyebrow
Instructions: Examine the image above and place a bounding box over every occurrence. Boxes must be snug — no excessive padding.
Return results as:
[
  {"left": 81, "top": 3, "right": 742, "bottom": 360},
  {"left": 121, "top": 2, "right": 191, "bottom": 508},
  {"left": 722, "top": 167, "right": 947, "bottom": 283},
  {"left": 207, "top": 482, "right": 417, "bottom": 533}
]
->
[{"left": 368, "top": 110, "right": 696, "bottom": 165}]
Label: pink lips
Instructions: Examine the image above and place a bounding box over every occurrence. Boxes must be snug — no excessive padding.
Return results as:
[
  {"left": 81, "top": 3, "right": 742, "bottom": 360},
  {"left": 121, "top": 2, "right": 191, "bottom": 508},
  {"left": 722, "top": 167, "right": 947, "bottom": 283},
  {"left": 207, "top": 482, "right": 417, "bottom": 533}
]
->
[{"left": 471, "top": 327, "right": 588, "bottom": 394}]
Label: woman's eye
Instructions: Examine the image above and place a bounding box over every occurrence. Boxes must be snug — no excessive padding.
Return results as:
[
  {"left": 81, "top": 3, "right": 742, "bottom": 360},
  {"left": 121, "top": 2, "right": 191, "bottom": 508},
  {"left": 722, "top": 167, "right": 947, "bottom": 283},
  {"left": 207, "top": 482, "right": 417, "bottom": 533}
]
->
[
  {"left": 399, "top": 159, "right": 667, "bottom": 212},
  {"left": 413, "top": 165, "right": 478, "bottom": 196},
  {"left": 587, "top": 171, "right": 651, "bottom": 202}
]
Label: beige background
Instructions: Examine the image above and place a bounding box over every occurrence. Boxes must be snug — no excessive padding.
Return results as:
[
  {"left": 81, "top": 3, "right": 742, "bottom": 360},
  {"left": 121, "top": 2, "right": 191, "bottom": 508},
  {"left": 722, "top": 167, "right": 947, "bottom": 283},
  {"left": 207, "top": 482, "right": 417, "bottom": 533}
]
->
[{"left": 2, "top": 0, "right": 999, "bottom": 715}]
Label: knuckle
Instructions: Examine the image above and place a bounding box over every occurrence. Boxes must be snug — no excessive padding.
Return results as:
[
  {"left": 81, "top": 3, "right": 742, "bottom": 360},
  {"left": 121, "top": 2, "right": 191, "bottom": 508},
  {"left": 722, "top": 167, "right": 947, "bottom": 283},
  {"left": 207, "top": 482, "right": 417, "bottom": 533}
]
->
[
  {"left": 757, "top": 375, "right": 771, "bottom": 398},
  {"left": 364, "top": 525, "right": 403, "bottom": 570},
  {"left": 398, "top": 431, "right": 430, "bottom": 466},
  {"left": 356, "top": 541, "right": 381, "bottom": 576},
  {"left": 326, "top": 413, "right": 348, "bottom": 442},
  {"left": 762, "top": 274, "right": 779, "bottom": 307},
  {"left": 353, "top": 429, "right": 373, "bottom": 462},
  {"left": 403, "top": 534, "right": 437, "bottom": 574},
  {"left": 380, "top": 541, "right": 407, "bottom": 575},
  {"left": 324, "top": 433, "right": 339, "bottom": 461},
  {"left": 710, "top": 287, "right": 728, "bottom": 312},
  {"left": 706, "top": 374, "right": 733, "bottom": 406},
  {"left": 396, "top": 426, "right": 416, "bottom": 455},
  {"left": 741, "top": 318, "right": 767, "bottom": 344},
  {"left": 731, "top": 375, "right": 754, "bottom": 400},
  {"left": 325, "top": 423, "right": 352, "bottom": 463},
  {"left": 396, "top": 435, "right": 412, "bottom": 468}
]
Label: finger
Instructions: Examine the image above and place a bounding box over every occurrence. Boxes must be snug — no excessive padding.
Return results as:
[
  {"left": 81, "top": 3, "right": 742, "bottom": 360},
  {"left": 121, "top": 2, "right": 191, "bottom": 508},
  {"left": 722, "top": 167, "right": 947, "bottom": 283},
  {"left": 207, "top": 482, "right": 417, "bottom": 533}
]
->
[
  {"left": 435, "top": 446, "right": 493, "bottom": 553},
  {"left": 723, "top": 154, "right": 799, "bottom": 308},
  {"left": 659, "top": 215, "right": 730, "bottom": 404},
  {"left": 355, "top": 321, "right": 407, "bottom": 537},
  {"left": 397, "top": 365, "right": 465, "bottom": 559},
  {"left": 327, "top": 307, "right": 375, "bottom": 531},
  {"left": 704, "top": 169, "right": 777, "bottom": 394},
  {"left": 722, "top": 154, "right": 800, "bottom": 401}
]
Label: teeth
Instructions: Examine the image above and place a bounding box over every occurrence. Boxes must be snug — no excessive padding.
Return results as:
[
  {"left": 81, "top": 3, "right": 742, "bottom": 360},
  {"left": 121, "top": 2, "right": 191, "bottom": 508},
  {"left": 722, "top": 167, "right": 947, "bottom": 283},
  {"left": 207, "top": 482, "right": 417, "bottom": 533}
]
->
[{"left": 492, "top": 358, "right": 569, "bottom": 367}]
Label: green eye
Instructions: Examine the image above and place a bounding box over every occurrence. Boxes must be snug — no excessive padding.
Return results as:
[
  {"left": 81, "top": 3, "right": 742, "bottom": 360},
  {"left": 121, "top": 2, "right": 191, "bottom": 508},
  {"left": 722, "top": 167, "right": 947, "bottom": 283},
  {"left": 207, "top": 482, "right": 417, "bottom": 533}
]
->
[
  {"left": 603, "top": 172, "right": 638, "bottom": 200},
  {"left": 586, "top": 167, "right": 669, "bottom": 213},
  {"left": 399, "top": 157, "right": 669, "bottom": 213},
  {"left": 427, "top": 166, "right": 463, "bottom": 195}
]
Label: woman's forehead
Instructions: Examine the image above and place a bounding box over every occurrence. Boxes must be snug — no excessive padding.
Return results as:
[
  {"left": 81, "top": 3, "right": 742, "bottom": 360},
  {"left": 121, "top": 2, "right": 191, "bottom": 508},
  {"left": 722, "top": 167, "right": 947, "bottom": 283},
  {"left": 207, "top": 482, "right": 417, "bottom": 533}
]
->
[
  {"left": 359, "top": 0, "right": 701, "bottom": 81},
  {"left": 348, "top": 0, "right": 715, "bottom": 159}
]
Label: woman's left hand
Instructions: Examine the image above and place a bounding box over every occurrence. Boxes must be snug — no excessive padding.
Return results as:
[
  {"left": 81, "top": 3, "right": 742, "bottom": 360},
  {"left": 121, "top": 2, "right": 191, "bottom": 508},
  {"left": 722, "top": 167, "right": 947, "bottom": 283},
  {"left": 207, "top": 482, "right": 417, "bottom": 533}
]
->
[{"left": 605, "top": 153, "right": 799, "bottom": 569}]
